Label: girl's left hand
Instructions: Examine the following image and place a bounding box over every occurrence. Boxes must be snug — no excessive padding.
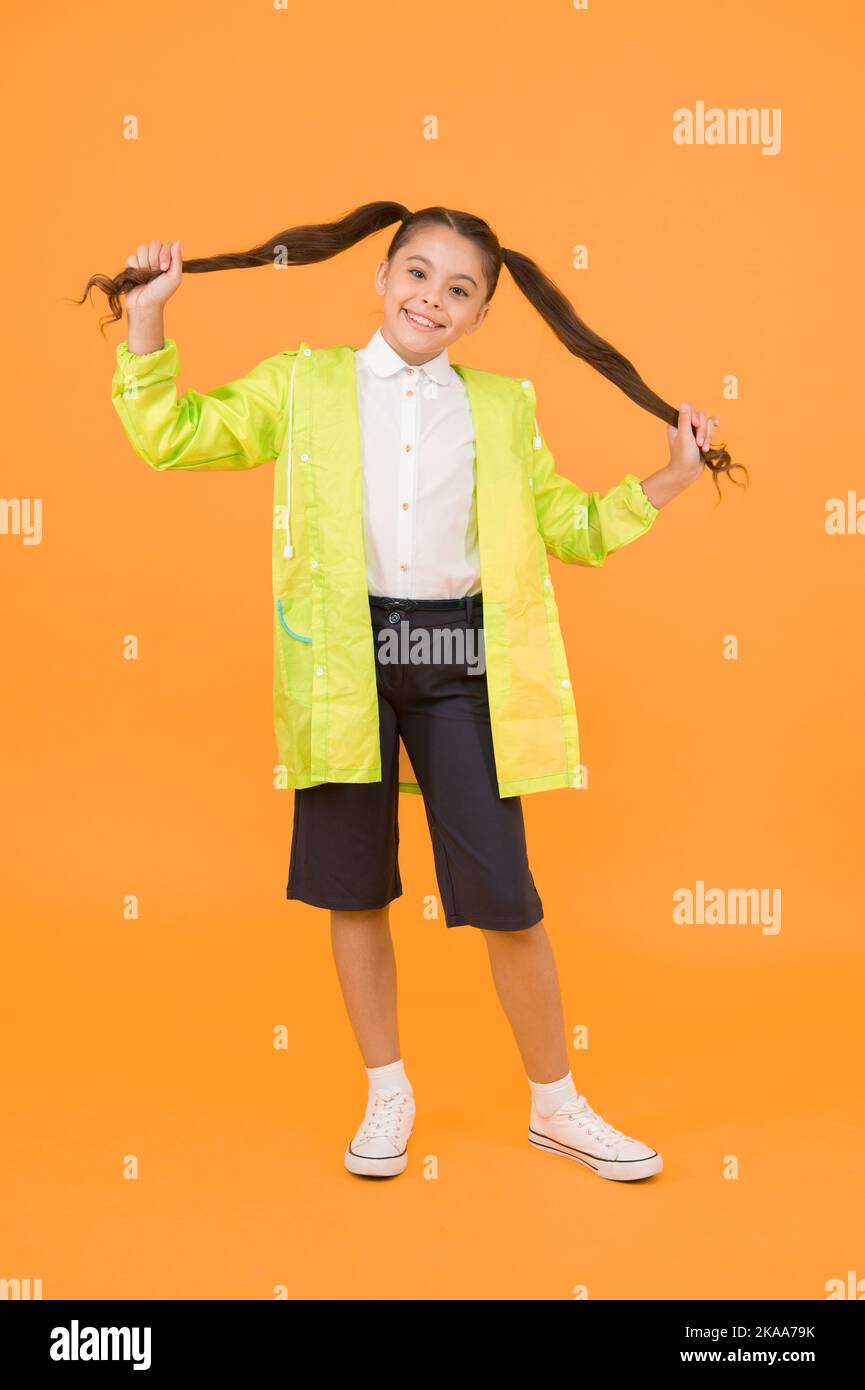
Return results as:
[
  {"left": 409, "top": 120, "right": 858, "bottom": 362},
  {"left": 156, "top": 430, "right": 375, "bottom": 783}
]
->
[{"left": 666, "top": 402, "right": 719, "bottom": 479}]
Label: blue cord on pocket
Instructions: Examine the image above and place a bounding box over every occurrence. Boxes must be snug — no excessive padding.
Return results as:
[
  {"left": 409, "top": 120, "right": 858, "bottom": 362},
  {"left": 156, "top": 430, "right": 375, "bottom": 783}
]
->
[{"left": 277, "top": 598, "right": 312, "bottom": 642}]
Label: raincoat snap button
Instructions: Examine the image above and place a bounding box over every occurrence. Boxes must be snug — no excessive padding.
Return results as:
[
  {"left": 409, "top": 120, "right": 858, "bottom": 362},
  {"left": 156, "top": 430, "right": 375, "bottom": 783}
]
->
[
  {"left": 300, "top": 452, "right": 309, "bottom": 462},
  {"left": 303, "top": 347, "right": 311, "bottom": 356},
  {"left": 561, "top": 678, "right": 571, "bottom": 688},
  {"left": 521, "top": 379, "right": 531, "bottom": 388},
  {"left": 543, "top": 577, "right": 552, "bottom": 586},
  {"left": 315, "top": 665, "right": 324, "bottom": 676},
  {"left": 310, "top": 559, "right": 318, "bottom": 570}
]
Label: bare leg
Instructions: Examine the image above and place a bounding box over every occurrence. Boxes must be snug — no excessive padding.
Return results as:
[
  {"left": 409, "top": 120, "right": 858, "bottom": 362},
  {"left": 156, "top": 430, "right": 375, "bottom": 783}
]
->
[
  {"left": 330, "top": 906, "right": 401, "bottom": 1067},
  {"left": 479, "top": 919, "right": 570, "bottom": 1081}
]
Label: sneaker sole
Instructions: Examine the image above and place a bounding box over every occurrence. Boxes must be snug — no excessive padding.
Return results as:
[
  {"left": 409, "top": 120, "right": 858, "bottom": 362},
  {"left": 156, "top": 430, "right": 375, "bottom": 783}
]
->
[
  {"left": 344, "top": 1145, "right": 409, "bottom": 1177},
  {"left": 528, "top": 1127, "right": 663, "bottom": 1181}
]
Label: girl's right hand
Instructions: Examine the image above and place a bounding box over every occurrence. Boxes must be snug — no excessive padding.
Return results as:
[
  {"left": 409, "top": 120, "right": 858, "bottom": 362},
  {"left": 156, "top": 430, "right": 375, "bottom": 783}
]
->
[{"left": 124, "top": 239, "right": 182, "bottom": 314}]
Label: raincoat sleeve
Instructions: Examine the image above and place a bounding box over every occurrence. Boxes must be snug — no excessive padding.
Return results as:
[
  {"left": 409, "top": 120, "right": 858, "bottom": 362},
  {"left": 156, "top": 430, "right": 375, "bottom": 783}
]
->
[
  {"left": 111, "top": 337, "right": 294, "bottom": 471},
  {"left": 529, "top": 413, "right": 660, "bottom": 567}
]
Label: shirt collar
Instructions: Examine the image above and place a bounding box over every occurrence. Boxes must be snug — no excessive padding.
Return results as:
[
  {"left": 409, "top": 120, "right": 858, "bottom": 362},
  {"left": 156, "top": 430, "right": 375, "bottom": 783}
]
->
[{"left": 357, "top": 325, "right": 452, "bottom": 387}]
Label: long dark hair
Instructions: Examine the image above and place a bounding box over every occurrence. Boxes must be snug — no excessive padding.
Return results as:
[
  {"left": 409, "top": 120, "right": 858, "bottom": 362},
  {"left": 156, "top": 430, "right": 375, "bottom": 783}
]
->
[{"left": 77, "top": 200, "right": 746, "bottom": 498}]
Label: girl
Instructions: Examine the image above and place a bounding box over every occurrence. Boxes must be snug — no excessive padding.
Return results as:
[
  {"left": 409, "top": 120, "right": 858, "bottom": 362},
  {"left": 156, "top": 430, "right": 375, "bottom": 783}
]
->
[{"left": 81, "top": 202, "right": 746, "bottom": 1184}]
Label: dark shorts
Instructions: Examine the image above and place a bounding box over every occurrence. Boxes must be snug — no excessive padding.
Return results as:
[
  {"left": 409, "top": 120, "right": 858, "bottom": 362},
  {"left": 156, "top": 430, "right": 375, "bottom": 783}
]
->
[{"left": 286, "top": 593, "right": 545, "bottom": 932}]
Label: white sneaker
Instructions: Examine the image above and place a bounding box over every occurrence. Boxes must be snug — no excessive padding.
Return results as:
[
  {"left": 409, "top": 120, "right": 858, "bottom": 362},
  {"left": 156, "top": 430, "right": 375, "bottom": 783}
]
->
[
  {"left": 528, "top": 1092, "right": 663, "bottom": 1181},
  {"left": 344, "top": 1086, "right": 416, "bottom": 1177}
]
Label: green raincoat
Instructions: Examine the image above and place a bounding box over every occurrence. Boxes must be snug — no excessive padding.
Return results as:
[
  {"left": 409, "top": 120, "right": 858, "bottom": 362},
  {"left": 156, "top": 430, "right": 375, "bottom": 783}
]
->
[{"left": 111, "top": 337, "right": 660, "bottom": 797}]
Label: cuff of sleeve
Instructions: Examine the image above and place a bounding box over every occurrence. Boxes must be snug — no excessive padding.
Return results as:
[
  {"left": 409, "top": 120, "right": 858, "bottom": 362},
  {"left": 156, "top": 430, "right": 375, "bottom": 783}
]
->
[
  {"left": 115, "top": 337, "right": 180, "bottom": 377},
  {"left": 622, "top": 472, "right": 660, "bottom": 523}
]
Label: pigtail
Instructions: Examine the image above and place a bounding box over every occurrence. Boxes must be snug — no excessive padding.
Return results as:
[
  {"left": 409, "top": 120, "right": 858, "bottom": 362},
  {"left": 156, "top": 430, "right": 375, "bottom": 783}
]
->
[
  {"left": 501, "top": 246, "right": 746, "bottom": 502},
  {"left": 73, "top": 200, "right": 411, "bottom": 335}
]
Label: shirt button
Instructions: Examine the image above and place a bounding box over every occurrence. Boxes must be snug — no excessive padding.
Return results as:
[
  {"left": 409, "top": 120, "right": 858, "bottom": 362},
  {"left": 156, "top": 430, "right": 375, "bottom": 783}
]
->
[
  {"left": 406, "top": 367, "right": 415, "bottom": 375},
  {"left": 406, "top": 389, "right": 414, "bottom": 397},
  {"left": 561, "top": 678, "right": 571, "bottom": 688},
  {"left": 401, "top": 502, "right": 410, "bottom": 509},
  {"left": 400, "top": 563, "right": 408, "bottom": 572},
  {"left": 404, "top": 443, "right": 412, "bottom": 452}
]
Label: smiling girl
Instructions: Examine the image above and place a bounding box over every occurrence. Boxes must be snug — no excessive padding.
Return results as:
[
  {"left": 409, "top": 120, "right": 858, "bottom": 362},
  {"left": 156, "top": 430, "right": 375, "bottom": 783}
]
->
[{"left": 81, "top": 202, "right": 746, "bottom": 1183}]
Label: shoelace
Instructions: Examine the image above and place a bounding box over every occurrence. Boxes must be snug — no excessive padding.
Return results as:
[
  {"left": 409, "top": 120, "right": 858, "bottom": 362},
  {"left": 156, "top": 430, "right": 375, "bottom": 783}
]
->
[
  {"left": 357, "top": 1087, "right": 411, "bottom": 1142},
  {"left": 553, "top": 1095, "right": 630, "bottom": 1151}
]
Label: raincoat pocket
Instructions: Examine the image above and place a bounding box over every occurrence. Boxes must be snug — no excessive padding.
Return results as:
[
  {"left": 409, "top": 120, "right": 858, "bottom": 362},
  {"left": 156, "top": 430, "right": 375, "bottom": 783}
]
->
[{"left": 276, "top": 594, "right": 314, "bottom": 696}]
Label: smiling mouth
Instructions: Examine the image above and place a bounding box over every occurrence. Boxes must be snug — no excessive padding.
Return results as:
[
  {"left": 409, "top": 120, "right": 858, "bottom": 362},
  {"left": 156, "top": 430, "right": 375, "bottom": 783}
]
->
[{"left": 402, "top": 308, "right": 444, "bottom": 331}]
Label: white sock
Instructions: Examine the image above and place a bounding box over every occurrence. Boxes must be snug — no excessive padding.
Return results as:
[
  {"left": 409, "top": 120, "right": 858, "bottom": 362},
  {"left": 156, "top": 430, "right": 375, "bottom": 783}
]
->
[
  {"left": 528, "top": 1070, "right": 578, "bottom": 1117},
  {"left": 366, "top": 1057, "right": 413, "bottom": 1098}
]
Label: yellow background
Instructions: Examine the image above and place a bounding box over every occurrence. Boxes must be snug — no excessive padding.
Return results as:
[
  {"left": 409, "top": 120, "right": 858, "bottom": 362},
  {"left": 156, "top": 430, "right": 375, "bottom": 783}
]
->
[{"left": 1, "top": 0, "right": 862, "bottom": 1299}]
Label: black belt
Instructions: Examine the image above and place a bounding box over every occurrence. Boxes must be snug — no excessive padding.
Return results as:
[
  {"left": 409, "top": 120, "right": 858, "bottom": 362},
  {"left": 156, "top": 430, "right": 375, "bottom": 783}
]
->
[{"left": 369, "top": 593, "right": 483, "bottom": 612}]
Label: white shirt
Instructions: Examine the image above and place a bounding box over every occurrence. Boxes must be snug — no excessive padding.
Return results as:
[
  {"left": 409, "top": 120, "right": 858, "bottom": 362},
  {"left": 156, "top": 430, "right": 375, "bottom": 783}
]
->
[{"left": 354, "top": 327, "right": 481, "bottom": 600}]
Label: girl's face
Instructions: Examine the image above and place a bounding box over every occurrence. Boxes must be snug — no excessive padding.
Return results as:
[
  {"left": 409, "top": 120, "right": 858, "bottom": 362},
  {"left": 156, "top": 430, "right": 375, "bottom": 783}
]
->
[{"left": 374, "top": 226, "right": 491, "bottom": 365}]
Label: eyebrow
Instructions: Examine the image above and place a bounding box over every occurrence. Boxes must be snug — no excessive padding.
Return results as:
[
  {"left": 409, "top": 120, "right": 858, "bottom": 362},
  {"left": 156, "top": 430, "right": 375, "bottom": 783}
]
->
[{"left": 404, "top": 253, "right": 479, "bottom": 289}]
